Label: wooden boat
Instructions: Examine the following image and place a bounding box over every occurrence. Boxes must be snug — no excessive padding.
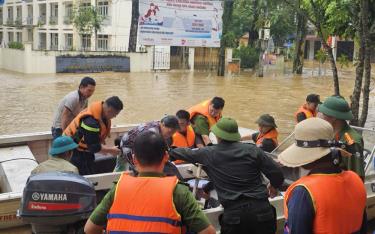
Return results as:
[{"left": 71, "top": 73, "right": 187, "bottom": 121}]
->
[{"left": 0, "top": 124, "right": 375, "bottom": 234}]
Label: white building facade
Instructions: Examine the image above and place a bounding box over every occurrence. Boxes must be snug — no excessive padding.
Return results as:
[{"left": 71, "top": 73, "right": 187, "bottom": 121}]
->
[{"left": 0, "top": 0, "right": 132, "bottom": 51}]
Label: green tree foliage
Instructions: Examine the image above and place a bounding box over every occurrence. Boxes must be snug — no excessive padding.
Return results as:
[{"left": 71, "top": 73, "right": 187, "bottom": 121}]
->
[
  {"left": 233, "top": 45, "right": 259, "bottom": 68},
  {"left": 73, "top": 5, "right": 104, "bottom": 50},
  {"left": 231, "top": 0, "right": 295, "bottom": 47},
  {"left": 8, "top": 42, "right": 24, "bottom": 50}
]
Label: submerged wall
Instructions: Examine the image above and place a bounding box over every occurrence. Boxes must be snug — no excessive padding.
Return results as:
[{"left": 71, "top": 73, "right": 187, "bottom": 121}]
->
[{"left": 0, "top": 43, "right": 153, "bottom": 74}]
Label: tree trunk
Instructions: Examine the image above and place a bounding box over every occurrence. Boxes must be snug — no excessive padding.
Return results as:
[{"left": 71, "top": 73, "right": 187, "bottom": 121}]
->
[
  {"left": 128, "top": 0, "right": 139, "bottom": 52},
  {"left": 359, "top": 0, "right": 372, "bottom": 127},
  {"left": 293, "top": 2, "right": 307, "bottom": 74},
  {"left": 217, "top": 0, "right": 234, "bottom": 76},
  {"left": 350, "top": 20, "right": 364, "bottom": 126},
  {"left": 316, "top": 26, "right": 340, "bottom": 95},
  {"left": 248, "top": 0, "right": 259, "bottom": 48},
  {"left": 309, "top": 0, "right": 340, "bottom": 95}
]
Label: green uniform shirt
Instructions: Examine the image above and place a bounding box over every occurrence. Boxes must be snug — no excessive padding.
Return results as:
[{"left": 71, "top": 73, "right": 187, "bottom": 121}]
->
[
  {"left": 337, "top": 123, "right": 365, "bottom": 179},
  {"left": 89, "top": 172, "right": 210, "bottom": 233},
  {"left": 192, "top": 114, "right": 210, "bottom": 136},
  {"left": 31, "top": 157, "right": 79, "bottom": 175}
]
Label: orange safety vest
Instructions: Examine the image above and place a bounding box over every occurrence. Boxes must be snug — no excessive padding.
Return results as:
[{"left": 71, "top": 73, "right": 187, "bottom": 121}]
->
[
  {"left": 255, "top": 128, "right": 278, "bottom": 147},
  {"left": 284, "top": 171, "right": 366, "bottom": 234},
  {"left": 294, "top": 104, "right": 317, "bottom": 122},
  {"left": 172, "top": 126, "right": 196, "bottom": 164},
  {"left": 172, "top": 125, "right": 196, "bottom": 148},
  {"left": 63, "top": 101, "right": 111, "bottom": 151},
  {"left": 188, "top": 100, "right": 221, "bottom": 129},
  {"left": 107, "top": 174, "right": 182, "bottom": 234}
]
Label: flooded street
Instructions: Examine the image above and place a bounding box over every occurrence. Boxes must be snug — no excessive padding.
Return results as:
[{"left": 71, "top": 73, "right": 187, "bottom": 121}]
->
[{"left": 0, "top": 65, "right": 374, "bottom": 139}]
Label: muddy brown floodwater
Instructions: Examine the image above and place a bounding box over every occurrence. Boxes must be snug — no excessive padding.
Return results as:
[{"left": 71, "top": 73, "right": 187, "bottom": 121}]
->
[{"left": 0, "top": 64, "right": 374, "bottom": 140}]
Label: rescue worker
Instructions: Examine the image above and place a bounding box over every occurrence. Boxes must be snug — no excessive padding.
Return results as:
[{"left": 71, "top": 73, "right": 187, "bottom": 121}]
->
[
  {"left": 169, "top": 117, "right": 284, "bottom": 234},
  {"left": 51, "top": 77, "right": 96, "bottom": 139},
  {"left": 64, "top": 96, "right": 123, "bottom": 175},
  {"left": 115, "top": 115, "right": 179, "bottom": 172},
  {"left": 318, "top": 95, "right": 365, "bottom": 180},
  {"left": 295, "top": 93, "right": 321, "bottom": 123},
  {"left": 241, "top": 114, "right": 278, "bottom": 152},
  {"left": 188, "top": 97, "right": 225, "bottom": 146},
  {"left": 84, "top": 131, "right": 216, "bottom": 234},
  {"left": 278, "top": 117, "right": 367, "bottom": 234},
  {"left": 31, "top": 136, "right": 79, "bottom": 174},
  {"left": 172, "top": 110, "right": 197, "bottom": 148}
]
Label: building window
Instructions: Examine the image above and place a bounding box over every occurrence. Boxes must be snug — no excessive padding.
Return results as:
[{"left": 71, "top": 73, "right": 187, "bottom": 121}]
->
[
  {"left": 80, "top": 2, "right": 91, "bottom": 10},
  {"left": 39, "top": 33, "right": 46, "bottom": 50},
  {"left": 0, "top": 8, "right": 3, "bottom": 24},
  {"left": 81, "top": 34, "right": 91, "bottom": 50},
  {"left": 8, "top": 32, "right": 13, "bottom": 43},
  {"left": 7, "top": 7, "right": 13, "bottom": 21},
  {"left": 50, "top": 4, "right": 58, "bottom": 25},
  {"left": 97, "top": 34, "right": 108, "bottom": 51},
  {"left": 16, "top": 6, "right": 21, "bottom": 18},
  {"left": 27, "top": 29, "right": 33, "bottom": 42},
  {"left": 0, "top": 32, "right": 3, "bottom": 43},
  {"left": 65, "top": 33, "right": 73, "bottom": 50},
  {"left": 50, "top": 33, "right": 58, "bottom": 50},
  {"left": 98, "top": 1, "right": 108, "bottom": 17},
  {"left": 16, "top": 32, "right": 22, "bottom": 42}
]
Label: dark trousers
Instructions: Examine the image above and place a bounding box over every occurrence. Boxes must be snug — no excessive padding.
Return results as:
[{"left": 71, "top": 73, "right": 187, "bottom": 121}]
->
[
  {"left": 70, "top": 149, "right": 96, "bottom": 175},
  {"left": 220, "top": 199, "right": 276, "bottom": 234},
  {"left": 51, "top": 127, "right": 63, "bottom": 140}
]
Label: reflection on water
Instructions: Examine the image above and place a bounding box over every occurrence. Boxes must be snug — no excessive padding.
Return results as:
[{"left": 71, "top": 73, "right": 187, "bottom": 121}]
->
[{"left": 0, "top": 67, "right": 374, "bottom": 140}]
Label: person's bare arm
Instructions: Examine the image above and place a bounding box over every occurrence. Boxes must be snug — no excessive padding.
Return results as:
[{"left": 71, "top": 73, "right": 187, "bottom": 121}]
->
[
  {"left": 61, "top": 107, "right": 73, "bottom": 130},
  {"left": 241, "top": 135, "right": 252, "bottom": 141},
  {"left": 198, "top": 225, "right": 216, "bottom": 234},
  {"left": 84, "top": 219, "right": 103, "bottom": 234},
  {"left": 100, "top": 144, "right": 121, "bottom": 156}
]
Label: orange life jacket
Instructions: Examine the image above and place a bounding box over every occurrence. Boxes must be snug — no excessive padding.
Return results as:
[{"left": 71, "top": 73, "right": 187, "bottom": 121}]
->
[
  {"left": 188, "top": 100, "right": 221, "bottom": 129},
  {"left": 172, "top": 126, "right": 195, "bottom": 164},
  {"left": 284, "top": 171, "right": 366, "bottom": 234},
  {"left": 106, "top": 174, "right": 182, "bottom": 234},
  {"left": 255, "top": 128, "right": 278, "bottom": 147},
  {"left": 294, "top": 104, "right": 317, "bottom": 122},
  {"left": 63, "top": 101, "right": 111, "bottom": 151},
  {"left": 172, "top": 125, "right": 196, "bottom": 148}
]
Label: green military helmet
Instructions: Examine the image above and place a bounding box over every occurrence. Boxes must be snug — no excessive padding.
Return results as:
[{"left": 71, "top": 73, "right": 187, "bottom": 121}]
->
[
  {"left": 318, "top": 96, "right": 354, "bottom": 120},
  {"left": 211, "top": 117, "right": 241, "bottom": 142}
]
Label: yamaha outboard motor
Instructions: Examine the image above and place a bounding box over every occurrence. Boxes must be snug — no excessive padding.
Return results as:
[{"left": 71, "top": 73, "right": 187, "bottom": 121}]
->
[{"left": 19, "top": 172, "right": 96, "bottom": 234}]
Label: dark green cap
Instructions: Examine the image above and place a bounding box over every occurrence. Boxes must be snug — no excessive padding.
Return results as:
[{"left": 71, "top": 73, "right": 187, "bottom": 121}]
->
[
  {"left": 256, "top": 114, "right": 277, "bottom": 128},
  {"left": 318, "top": 96, "right": 353, "bottom": 120},
  {"left": 211, "top": 117, "right": 241, "bottom": 142}
]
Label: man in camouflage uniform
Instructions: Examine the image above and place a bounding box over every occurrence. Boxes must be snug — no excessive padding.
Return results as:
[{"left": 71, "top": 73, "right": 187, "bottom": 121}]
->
[{"left": 318, "top": 96, "right": 365, "bottom": 180}]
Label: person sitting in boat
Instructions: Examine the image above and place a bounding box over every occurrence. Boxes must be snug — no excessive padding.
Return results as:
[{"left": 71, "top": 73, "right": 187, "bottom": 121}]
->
[
  {"left": 295, "top": 94, "right": 321, "bottom": 123},
  {"left": 318, "top": 95, "right": 365, "bottom": 180},
  {"left": 84, "top": 131, "right": 216, "bottom": 234},
  {"left": 172, "top": 110, "right": 198, "bottom": 148},
  {"left": 171, "top": 110, "right": 198, "bottom": 164},
  {"left": 51, "top": 77, "right": 96, "bottom": 139},
  {"left": 241, "top": 114, "right": 278, "bottom": 153},
  {"left": 115, "top": 115, "right": 179, "bottom": 172},
  {"left": 278, "top": 117, "right": 366, "bottom": 234},
  {"left": 31, "top": 136, "right": 79, "bottom": 174},
  {"left": 169, "top": 117, "right": 284, "bottom": 234},
  {"left": 64, "top": 96, "right": 123, "bottom": 175},
  {"left": 188, "top": 97, "right": 225, "bottom": 146}
]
